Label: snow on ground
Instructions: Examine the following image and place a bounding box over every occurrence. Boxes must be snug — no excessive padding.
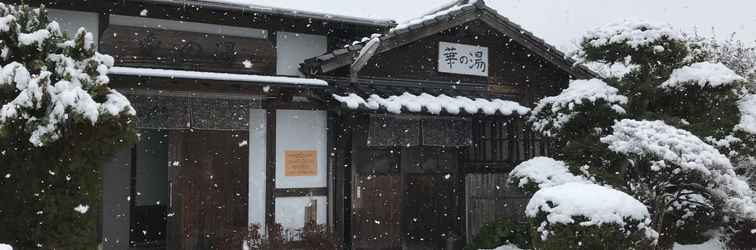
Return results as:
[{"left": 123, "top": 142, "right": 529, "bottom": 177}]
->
[
  {"left": 483, "top": 244, "right": 525, "bottom": 250},
  {"left": 526, "top": 182, "right": 650, "bottom": 226},
  {"left": 736, "top": 94, "right": 756, "bottom": 134},
  {"left": 660, "top": 62, "right": 745, "bottom": 91},
  {"left": 582, "top": 19, "right": 682, "bottom": 49},
  {"left": 673, "top": 238, "right": 726, "bottom": 250},
  {"left": 530, "top": 78, "right": 627, "bottom": 135},
  {"left": 332, "top": 92, "right": 530, "bottom": 116},
  {"left": 0, "top": 244, "right": 10, "bottom": 250},
  {"left": 509, "top": 157, "right": 587, "bottom": 189}
]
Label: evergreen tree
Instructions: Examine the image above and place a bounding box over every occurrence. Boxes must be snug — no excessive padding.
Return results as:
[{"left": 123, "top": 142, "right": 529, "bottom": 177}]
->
[
  {"left": 0, "top": 3, "right": 136, "bottom": 249},
  {"left": 521, "top": 20, "right": 756, "bottom": 249}
]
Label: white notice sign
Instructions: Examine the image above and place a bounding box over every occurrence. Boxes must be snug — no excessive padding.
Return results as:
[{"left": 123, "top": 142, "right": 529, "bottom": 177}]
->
[{"left": 438, "top": 41, "right": 489, "bottom": 77}]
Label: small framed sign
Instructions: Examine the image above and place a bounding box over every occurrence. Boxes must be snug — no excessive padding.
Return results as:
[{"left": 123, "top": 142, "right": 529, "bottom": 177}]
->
[
  {"left": 284, "top": 150, "right": 318, "bottom": 176},
  {"left": 438, "top": 41, "right": 489, "bottom": 77}
]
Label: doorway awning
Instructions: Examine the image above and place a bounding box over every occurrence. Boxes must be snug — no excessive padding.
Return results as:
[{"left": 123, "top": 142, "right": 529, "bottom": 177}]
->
[{"left": 333, "top": 92, "right": 530, "bottom": 116}]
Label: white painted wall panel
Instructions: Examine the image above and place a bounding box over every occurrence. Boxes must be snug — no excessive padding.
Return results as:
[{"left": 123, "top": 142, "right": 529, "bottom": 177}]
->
[
  {"left": 276, "top": 32, "right": 327, "bottom": 76},
  {"left": 275, "top": 110, "right": 327, "bottom": 188},
  {"left": 47, "top": 9, "right": 99, "bottom": 46},
  {"left": 275, "top": 196, "right": 327, "bottom": 230},
  {"left": 249, "top": 109, "right": 267, "bottom": 228}
]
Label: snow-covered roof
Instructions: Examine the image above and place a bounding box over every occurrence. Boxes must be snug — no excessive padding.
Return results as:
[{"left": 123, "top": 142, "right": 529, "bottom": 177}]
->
[
  {"left": 301, "top": 0, "right": 598, "bottom": 79},
  {"left": 332, "top": 92, "right": 530, "bottom": 116},
  {"left": 109, "top": 67, "right": 328, "bottom": 86},
  {"left": 132, "top": 0, "right": 395, "bottom": 27}
]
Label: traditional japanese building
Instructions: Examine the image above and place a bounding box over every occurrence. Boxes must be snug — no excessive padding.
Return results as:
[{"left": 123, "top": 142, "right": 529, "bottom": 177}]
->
[{"left": 14, "top": 0, "right": 595, "bottom": 249}]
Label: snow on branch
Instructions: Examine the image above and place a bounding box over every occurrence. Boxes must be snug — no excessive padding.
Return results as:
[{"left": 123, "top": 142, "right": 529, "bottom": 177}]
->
[
  {"left": 583, "top": 19, "right": 682, "bottom": 49},
  {"left": 530, "top": 79, "right": 628, "bottom": 136},
  {"left": 0, "top": 3, "right": 135, "bottom": 146},
  {"left": 736, "top": 94, "right": 756, "bottom": 134},
  {"left": 660, "top": 62, "right": 745, "bottom": 91},
  {"left": 509, "top": 157, "right": 588, "bottom": 190},
  {"left": 601, "top": 119, "right": 756, "bottom": 219}
]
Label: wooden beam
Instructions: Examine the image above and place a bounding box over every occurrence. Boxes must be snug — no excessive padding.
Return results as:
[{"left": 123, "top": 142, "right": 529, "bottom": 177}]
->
[{"left": 264, "top": 107, "right": 277, "bottom": 227}]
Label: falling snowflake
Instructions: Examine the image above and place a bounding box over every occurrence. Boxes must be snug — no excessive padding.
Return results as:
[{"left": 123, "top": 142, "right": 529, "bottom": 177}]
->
[
  {"left": 74, "top": 204, "right": 90, "bottom": 214},
  {"left": 238, "top": 140, "right": 248, "bottom": 147},
  {"left": 139, "top": 9, "right": 148, "bottom": 16},
  {"left": 242, "top": 60, "right": 253, "bottom": 68}
]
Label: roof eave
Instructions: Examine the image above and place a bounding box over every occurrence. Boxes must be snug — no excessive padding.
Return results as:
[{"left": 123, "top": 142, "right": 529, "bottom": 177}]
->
[{"left": 127, "top": 0, "right": 397, "bottom": 27}]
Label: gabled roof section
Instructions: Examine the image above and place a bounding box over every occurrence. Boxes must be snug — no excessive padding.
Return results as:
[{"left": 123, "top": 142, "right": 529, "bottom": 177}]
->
[
  {"left": 300, "top": 0, "right": 597, "bottom": 79},
  {"left": 128, "top": 0, "right": 397, "bottom": 27}
]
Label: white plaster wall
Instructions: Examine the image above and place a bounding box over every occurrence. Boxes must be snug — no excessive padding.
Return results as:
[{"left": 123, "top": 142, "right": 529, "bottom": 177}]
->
[
  {"left": 276, "top": 32, "right": 327, "bottom": 76},
  {"left": 275, "top": 110, "right": 327, "bottom": 188},
  {"left": 47, "top": 9, "right": 99, "bottom": 46},
  {"left": 275, "top": 196, "right": 327, "bottom": 229},
  {"left": 249, "top": 109, "right": 267, "bottom": 228}
]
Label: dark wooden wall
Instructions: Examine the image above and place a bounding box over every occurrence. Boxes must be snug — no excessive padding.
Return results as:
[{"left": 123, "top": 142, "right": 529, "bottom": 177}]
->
[{"left": 358, "top": 20, "right": 570, "bottom": 103}]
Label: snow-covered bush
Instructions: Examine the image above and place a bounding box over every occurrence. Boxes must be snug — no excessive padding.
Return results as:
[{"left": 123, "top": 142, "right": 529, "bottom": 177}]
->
[
  {"left": 0, "top": 3, "right": 135, "bottom": 249},
  {"left": 601, "top": 119, "right": 756, "bottom": 230},
  {"left": 523, "top": 19, "right": 756, "bottom": 249},
  {"left": 526, "top": 183, "right": 657, "bottom": 250},
  {"left": 530, "top": 79, "right": 627, "bottom": 138},
  {"left": 508, "top": 157, "right": 587, "bottom": 193}
]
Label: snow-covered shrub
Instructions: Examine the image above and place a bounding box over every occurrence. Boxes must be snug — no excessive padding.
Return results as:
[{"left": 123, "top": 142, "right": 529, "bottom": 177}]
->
[
  {"left": 530, "top": 79, "right": 627, "bottom": 138},
  {"left": 522, "top": 19, "right": 756, "bottom": 249},
  {"left": 526, "top": 183, "right": 657, "bottom": 250},
  {"left": 0, "top": 3, "right": 135, "bottom": 249},
  {"left": 601, "top": 119, "right": 756, "bottom": 220},
  {"left": 508, "top": 157, "right": 587, "bottom": 193}
]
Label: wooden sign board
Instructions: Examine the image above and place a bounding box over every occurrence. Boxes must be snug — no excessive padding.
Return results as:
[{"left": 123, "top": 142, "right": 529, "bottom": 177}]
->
[
  {"left": 438, "top": 41, "right": 489, "bottom": 77},
  {"left": 100, "top": 25, "right": 275, "bottom": 74},
  {"left": 284, "top": 150, "right": 318, "bottom": 176}
]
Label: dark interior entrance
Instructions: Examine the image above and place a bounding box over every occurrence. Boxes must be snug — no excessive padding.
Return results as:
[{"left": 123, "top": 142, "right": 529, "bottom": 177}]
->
[
  {"left": 351, "top": 147, "right": 461, "bottom": 250},
  {"left": 130, "top": 130, "right": 248, "bottom": 250},
  {"left": 168, "top": 130, "right": 249, "bottom": 250}
]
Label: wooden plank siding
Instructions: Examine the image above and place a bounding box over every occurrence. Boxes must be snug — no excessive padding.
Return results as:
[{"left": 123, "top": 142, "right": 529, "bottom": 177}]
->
[
  {"left": 355, "top": 20, "right": 569, "bottom": 100},
  {"left": 464, "top": 173, "right": 528, "bottom": 242}
]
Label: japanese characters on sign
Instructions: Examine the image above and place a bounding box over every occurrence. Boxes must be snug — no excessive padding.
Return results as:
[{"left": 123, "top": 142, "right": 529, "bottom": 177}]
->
[
  {"left": 438, "top": 41, "right": 489, "bottom": 77},
  {"left": 284, "top": 150, "right": 318, "bottom": 176}
]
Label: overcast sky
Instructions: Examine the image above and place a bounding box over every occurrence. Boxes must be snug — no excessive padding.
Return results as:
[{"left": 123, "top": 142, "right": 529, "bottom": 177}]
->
[{"left": 246, "top": 0, "right": 756, "bottom": 51}]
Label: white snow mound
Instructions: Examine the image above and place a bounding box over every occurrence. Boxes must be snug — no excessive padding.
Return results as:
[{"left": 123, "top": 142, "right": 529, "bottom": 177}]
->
[
  {"left": 509, "top": 157, "right": 587, "bottom": 189},
  {"left": 660, "top": 62, "right": 744, "bottom": 91},
  {"left": 526, "top": 182, "right": 650, "bottom": 226}
]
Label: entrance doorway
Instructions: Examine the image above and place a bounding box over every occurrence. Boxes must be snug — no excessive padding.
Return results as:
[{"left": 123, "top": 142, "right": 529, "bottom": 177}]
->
[
  {"left": 351, "top": 147, "right": 461, "bottom": 250},
  {"left": 130, "top": 130, "right": 249, "bottom": 250}
]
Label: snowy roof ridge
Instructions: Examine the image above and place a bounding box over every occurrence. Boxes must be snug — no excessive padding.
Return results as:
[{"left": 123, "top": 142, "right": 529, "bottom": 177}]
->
[
  {"left": 301, "top": 0, "right": 597, "bottom": 80},
  {"left": 389, "top": 0, "right": 482, "bottom": 33},
  {"left": 332, "top": 92, "right": 530, "bottom": 116},
  {"left": 110, "top": 66, "right": 328, "bottom": 86},
  {"left": 130, "top": 0, "right": 396, "bottom": 27}
]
